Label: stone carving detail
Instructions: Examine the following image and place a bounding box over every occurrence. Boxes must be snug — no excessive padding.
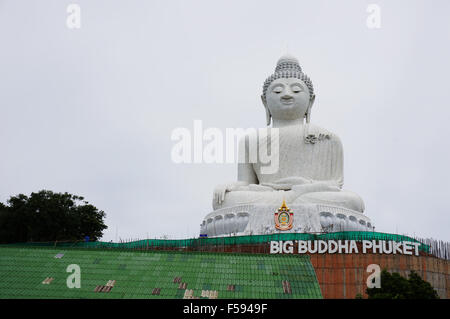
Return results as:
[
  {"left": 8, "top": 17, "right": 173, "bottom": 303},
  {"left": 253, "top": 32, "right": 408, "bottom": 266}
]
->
[{"left": 304, "top": 133, "right": 331, "bottom": 144}]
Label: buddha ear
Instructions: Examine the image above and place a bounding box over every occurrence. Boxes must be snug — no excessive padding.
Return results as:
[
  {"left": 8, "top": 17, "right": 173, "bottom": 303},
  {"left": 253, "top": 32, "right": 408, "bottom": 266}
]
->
[
  {"left": 305, "top": 94, "right": 315, "bottom": 123},
  {"left": 261, "top": 95, "right": 271, "bottom": 126}
]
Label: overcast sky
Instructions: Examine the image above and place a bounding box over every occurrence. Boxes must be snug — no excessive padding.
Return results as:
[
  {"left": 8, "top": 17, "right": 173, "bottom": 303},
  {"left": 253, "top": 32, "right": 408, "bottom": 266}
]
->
[{"left": 1, "top": 0, "right": 449, "bottom": 242}]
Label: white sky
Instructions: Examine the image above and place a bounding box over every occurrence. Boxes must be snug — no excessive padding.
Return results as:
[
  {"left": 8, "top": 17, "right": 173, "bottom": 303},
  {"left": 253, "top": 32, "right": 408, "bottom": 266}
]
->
[{"left": 0, "top": 0, "right": 449, "bottom": 242}]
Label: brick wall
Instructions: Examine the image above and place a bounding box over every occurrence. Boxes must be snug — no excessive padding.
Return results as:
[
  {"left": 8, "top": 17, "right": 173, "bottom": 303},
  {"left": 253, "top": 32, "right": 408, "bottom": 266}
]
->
[{"left": 309, "top": 253, "right": 449, "bottom": 299}]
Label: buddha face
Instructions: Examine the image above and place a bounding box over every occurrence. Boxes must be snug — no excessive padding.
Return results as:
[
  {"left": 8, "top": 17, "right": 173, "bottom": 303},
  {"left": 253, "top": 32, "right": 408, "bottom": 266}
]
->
[{"left": 264, "top": 78, "right": 312, "bottom": 121}]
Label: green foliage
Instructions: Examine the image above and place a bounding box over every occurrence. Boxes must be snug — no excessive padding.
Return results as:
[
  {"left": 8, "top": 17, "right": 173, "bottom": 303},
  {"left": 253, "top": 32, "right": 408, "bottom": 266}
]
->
[
  {"left": 366, "top": 269, "right": 439, "bottom": 299},
  {"left": 0, "top": 190, "right": 107, "bottom": 243}
]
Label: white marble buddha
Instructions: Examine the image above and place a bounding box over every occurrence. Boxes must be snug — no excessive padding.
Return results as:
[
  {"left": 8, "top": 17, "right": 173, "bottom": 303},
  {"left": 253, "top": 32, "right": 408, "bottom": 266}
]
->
[
  {"left": 202, "top": 55, "right": 372, "bottom": 236},
  {"left": 212, "top": 55, "right": 365, "bottom": 213}
]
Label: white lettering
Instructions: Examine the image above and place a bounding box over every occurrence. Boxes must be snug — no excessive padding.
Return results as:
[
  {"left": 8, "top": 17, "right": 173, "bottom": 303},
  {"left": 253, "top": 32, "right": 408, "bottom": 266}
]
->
[
  {"left": 328, "top": 240, "right": 338, "bottom": 254},
  {"left": 366, "top": 264, "right": 381, "bottom": 288},
  {"left": 308, "top": 240, "right": 318, "bottom": 253},
  {"left": 393, "top": 241, "right": 403, "bottom": 254},
  {"left": 382, "top": 240, "right": 393, "bottom": 254},
  {"left": 298, "top": 241, "right": 308, "bottom": 254},
  {"left": 203, "top": 128, "right": 223, "bottom": 164},
  {"left": 349, "top": 240, "right": 358, "bottom": 253},
  {"left": 403, "top": 242, "right": 412, "bottom": 255},
  {"left": 193, "top": 120, "right": 203, "bottom": 163},
  {"left": 271, "top": 240, "right": 421, "bottom": 256},
  {"left": 258, "top": 128, "right": 279, "bottom": 174},
  {"left": 411, "top": 242, "right": 420, "bottom": 256},
  {"left": 366, "top": 4, "right": 381, "bottom": 29},
  {"left": 171, "top": 128, "right": 191, "bottom": 163},
  {"left": 318, "top": 240, "right": 328, "bottom": 253},
  {"left": 66, "top": 4, "right": 81, "bottom": 29},
  {"left": 373, "top": 240, "right": 383, "bottom": 254},
  {"left": 270, "top": 241, "right": 280, "bottom": 254},
  {"left": 283, "top": 241, "right": 293, "bottom": 254},
  {"left": 362, "top": 240, "right": 372, "bottom": 253},
  {"left": 66, "top": 264, "right": 81, "bottom": 288},
  {"left": 338, "top": 240, "right": 349, "bottom": 254}
]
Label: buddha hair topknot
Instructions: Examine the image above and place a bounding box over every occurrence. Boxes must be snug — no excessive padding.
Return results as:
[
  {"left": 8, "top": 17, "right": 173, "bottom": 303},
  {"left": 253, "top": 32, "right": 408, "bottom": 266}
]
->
[{"left": 262, "top": 55, "right": 314, "bottom": 101}]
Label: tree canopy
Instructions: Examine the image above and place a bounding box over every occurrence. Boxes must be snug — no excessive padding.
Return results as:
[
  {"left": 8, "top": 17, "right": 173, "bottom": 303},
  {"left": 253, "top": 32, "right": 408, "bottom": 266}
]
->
[
  {"left": 0, "top": 190, "right": 107, "bottom": 243},
  {"left": 366, "top": 269, "right": 439, "bottom": 299}
]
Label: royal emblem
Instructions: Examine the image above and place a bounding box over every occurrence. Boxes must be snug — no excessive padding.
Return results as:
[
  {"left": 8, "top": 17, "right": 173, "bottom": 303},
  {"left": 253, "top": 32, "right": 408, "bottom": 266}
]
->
[{"left": 274, "top": 200, "right": 293, "bottom": 231}]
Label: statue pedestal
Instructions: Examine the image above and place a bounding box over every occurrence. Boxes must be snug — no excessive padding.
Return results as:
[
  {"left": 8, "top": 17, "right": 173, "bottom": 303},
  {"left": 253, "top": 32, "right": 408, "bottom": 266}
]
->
[{"left": 200, "top": 204, "right": 373, "bottom": 237}]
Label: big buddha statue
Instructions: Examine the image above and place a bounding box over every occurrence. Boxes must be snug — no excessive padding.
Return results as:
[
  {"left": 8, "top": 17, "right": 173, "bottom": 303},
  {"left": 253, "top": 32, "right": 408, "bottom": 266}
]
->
[{"left": 200, "top": 55, "right": 373, "bottom": 237}]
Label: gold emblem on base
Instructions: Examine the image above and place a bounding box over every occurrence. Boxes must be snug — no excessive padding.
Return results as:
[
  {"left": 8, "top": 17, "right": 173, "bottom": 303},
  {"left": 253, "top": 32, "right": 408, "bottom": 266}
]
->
[{"left": 274, "top": 200, "right": 293, "bottom": 231}]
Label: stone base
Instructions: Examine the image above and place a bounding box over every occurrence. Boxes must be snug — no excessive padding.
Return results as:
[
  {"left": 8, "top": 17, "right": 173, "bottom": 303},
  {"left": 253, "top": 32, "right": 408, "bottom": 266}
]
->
[{"left": 200, "top": 203, "right": 373, "bottom": 237}]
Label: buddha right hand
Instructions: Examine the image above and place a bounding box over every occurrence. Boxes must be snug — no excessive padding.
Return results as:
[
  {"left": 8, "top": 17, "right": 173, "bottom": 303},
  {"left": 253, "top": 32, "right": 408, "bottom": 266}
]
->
[{"left": 213, "top": 181, "right": 249, "bottom": 206}]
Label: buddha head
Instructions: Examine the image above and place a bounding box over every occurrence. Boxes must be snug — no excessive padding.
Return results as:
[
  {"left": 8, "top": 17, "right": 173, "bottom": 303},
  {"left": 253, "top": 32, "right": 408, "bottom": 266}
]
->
[{"left": 261, "top": 55, "right": 315, "bottom": 125}]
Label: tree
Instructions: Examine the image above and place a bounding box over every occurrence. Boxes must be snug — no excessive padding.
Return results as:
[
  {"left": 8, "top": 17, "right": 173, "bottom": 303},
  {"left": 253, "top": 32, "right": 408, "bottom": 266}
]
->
[
  {"left": 407, "top": 271, "right": 440, "bottom": 299},
  {"left": 366, "top": 269, "right": 439, "bottom": 299},
  {"left": 0, "top": 190, "right": 107, "bottom": 243}
]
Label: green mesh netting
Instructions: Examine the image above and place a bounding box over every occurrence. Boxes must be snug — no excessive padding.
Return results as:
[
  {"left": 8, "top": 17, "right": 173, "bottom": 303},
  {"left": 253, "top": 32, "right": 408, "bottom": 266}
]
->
[
  {"left": 0, "top": 247, "right": 322, "bottom": 299},
  {"left": 0, "top": 231, "right": 430, "bottom": 253}
]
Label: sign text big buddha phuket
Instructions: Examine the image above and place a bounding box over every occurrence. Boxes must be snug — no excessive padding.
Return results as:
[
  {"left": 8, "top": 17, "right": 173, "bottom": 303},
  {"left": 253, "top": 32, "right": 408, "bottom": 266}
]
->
[{"left": 270, "top": 240, "right": 422, "bottom": 256}]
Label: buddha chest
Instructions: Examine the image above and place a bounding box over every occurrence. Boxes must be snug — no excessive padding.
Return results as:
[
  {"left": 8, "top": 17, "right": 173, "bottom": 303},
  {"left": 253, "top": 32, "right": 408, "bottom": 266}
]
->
[{"left": 252, "top": 125, "right": 342, "bottom": 183}]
